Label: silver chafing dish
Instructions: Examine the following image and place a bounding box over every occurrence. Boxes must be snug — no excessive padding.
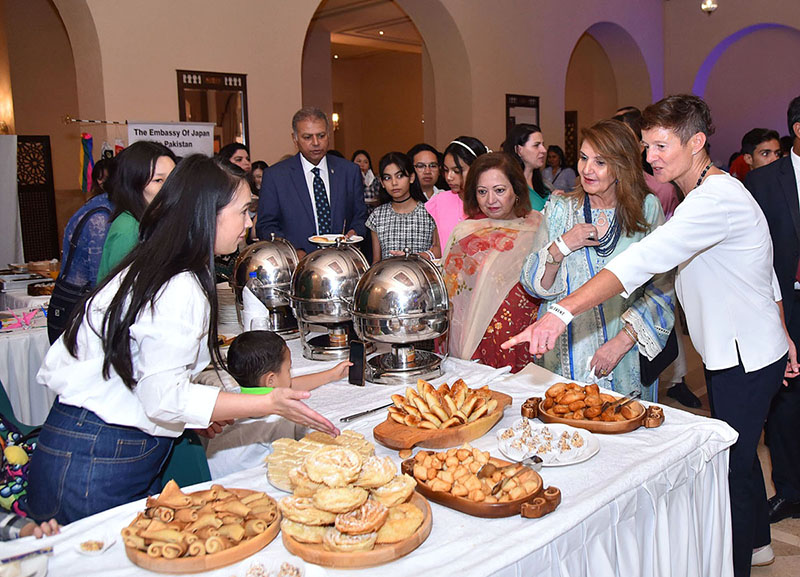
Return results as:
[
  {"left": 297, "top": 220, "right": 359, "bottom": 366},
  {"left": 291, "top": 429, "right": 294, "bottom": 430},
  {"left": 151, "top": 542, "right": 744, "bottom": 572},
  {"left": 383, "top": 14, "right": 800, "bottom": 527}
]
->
[
  {"left": 291, "top": 241, "right": 372, "bottom": 360},
  {"left": 351, "top": 250, "right": 449, "bottom": 384},
  {"left": 232, "top": 234, "right": 299, "bottom": 337}
]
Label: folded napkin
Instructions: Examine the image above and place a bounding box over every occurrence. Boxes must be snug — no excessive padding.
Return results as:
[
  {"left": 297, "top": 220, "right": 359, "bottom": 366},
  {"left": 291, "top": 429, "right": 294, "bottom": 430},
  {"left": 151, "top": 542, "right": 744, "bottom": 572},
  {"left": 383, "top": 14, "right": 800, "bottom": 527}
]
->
[{"left": 241, "top": 285, "right": 271, "bottom": 332}]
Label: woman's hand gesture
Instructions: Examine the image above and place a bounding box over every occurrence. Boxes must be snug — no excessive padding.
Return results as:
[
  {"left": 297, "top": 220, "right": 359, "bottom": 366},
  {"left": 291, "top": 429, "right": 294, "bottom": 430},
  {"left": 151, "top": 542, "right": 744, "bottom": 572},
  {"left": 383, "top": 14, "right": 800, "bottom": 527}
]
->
[
  {"left": 560, "top": 223, "right": 600, "bottom": 252},
  {"left": 265, "top": 388, "right": 340, "bottom": 437},
  {"left": 501, "top": 312, "right": 567, "bottom": 356}
]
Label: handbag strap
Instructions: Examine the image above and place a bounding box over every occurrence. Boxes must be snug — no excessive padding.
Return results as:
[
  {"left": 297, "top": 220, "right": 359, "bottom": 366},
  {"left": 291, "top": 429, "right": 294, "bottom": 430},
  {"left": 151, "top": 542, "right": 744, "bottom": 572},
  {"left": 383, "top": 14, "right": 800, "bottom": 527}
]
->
[{"left": 60, "top": 205, "right": 111, "bottom": 279}]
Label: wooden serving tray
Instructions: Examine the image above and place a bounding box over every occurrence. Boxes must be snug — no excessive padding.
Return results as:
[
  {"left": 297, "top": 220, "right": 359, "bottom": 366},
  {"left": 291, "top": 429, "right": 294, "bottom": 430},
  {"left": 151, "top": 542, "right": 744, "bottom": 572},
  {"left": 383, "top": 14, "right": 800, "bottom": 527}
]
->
[
  {"left": 401, "top": 457, "right": 560, "bottom": 519},
  {"left": 124, "top": 489, "right": 280, "bottom": 574},
  {"left": 282, "top": 492, "right": 432, "bottom": 568},
  {"left": 522, "top": 396, "right": 665, "bottom": 434},
  {"left": 373, "top": 390, "right": 513, "bottom": 450}
]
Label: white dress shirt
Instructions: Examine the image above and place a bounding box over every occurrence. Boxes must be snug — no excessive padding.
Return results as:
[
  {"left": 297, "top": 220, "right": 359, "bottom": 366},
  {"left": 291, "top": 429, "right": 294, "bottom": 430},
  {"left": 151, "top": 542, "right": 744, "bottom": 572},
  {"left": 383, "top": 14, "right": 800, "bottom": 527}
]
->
[
  {"left": 605, "top": 173, "right": 787, "bottom": 372},
  {"left": 37, "top": 271, "right": 220, "bottom": 437},
  {"left": 300, "top": 154, "right": 331, "bottom": 234}
]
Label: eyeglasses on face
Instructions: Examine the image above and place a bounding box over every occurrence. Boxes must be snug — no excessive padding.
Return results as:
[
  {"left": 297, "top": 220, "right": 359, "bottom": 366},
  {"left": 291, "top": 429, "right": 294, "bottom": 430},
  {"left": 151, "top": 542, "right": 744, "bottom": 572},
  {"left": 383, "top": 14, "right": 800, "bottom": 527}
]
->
[{"left": 414, "top": 162, "right": 440, "bottom": 171}]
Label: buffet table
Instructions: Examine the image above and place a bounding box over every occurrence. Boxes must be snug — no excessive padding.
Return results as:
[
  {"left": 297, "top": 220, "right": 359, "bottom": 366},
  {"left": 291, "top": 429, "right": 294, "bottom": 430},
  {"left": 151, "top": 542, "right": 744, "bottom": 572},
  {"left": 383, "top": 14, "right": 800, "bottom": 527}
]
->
[
  {"left": 0, "top": 324, "right": 53, "bottom": 427},
  {"left": 0, "top": 288, "right": 49, "bottom": 310},
  {"left": 2, "top": 340, "right": 738, "bottom": 577}
]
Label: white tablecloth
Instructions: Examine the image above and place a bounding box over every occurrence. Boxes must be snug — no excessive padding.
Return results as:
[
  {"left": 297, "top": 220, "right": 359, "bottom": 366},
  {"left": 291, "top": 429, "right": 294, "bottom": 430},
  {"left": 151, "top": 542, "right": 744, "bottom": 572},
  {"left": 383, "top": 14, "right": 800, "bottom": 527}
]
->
[
  {"left": 0, "top": 326, "right": 54, "bottom": 426},
  {"left": 2, "top": 352, "right": 738, "bottom": 577},
  {"left": 0, "top": 288, "right": 49, "bottom": 310}
]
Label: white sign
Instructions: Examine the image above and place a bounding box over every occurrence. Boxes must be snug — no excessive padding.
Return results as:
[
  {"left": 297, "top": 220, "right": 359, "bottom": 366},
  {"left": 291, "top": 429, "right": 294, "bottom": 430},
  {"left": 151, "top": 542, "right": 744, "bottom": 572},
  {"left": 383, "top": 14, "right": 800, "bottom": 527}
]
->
[{"left": 127, "top": 122, "right": 215, "bottom": 156}]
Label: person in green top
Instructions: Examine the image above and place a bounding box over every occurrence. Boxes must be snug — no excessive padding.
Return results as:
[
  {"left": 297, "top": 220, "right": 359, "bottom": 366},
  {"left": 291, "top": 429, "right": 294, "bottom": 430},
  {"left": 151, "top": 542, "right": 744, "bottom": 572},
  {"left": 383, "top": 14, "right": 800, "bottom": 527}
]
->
[
  {"left": 97, "top": 141, "right": 177, "bottom": 281},
  {"left": 226, "top": 330, "right": 350, "bottom": 394},
  {"left": 502, "top": 123, "right": 554, "bottom": 212}
]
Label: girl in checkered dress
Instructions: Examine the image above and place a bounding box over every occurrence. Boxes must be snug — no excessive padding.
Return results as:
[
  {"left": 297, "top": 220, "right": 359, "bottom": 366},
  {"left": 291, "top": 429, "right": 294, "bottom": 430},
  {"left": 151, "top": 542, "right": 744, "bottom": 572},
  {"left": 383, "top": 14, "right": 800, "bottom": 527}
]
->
[{"left": 366, "top": 152, "right": 441, "bottom": 263}]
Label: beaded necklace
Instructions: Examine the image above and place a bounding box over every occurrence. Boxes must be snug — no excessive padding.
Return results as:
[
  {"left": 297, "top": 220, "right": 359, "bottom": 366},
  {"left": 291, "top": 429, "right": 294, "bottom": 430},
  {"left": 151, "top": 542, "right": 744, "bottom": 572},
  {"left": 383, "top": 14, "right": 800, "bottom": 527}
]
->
[
  {"left": 583, "top": 193, "right": 621, "bottom": 258},
  {"left": 695, "top": 162, "right": 713, "bottom": 189}
]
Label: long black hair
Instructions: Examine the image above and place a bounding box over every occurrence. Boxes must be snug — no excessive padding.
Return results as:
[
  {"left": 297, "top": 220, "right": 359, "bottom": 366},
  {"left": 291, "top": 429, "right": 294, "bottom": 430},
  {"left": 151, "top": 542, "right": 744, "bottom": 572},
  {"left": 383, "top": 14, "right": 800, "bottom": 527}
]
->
[
  {"left": 502, "top": 124, "right": 547, "bottom": 199},
  {"left": 109, "top": 141, "right": 176, "bottom": 221},
  {"left": 377, "top": 152, "right": 426, "bottom": 205},
  {"left": 64, "top": 155, "right": 247, "bottom": 389},
  {"left": 443, "top": 136, "right": 488, "bottom": 174}
]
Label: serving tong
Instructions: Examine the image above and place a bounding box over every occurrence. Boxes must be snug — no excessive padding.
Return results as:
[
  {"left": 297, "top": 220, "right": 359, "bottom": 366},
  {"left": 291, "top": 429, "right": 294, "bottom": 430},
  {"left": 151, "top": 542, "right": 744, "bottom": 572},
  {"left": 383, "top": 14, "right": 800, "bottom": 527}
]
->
[
  {"left": 477, "top": 455, "right": 544, "bottom": 495},
  {"left": 600, "top": 389, "right": 641, "bottom": 415}
]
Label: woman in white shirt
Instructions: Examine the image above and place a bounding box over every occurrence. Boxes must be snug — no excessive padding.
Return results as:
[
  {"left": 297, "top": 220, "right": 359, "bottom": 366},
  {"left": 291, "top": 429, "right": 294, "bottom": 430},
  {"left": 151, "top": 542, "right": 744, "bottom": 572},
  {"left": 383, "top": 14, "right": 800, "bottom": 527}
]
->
[
  {"left": 503, "top": 95, "right": 796, "bottom": 577},
  {"left": 25, "top": 155, "right": 338, "bottom": 524}
]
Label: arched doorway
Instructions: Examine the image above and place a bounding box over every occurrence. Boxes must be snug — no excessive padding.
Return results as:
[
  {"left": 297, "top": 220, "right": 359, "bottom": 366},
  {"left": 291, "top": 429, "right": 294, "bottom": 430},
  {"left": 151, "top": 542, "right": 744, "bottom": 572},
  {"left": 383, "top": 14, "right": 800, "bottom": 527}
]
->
[
  {"left": 564, "top": 22, "right": 652, "bottom": 166},
  {"left": 301, "top": 0, "right": 471, "bottom": 158},
  {"left": 694, "top": 23, "right": 800, "bottom": 166}
]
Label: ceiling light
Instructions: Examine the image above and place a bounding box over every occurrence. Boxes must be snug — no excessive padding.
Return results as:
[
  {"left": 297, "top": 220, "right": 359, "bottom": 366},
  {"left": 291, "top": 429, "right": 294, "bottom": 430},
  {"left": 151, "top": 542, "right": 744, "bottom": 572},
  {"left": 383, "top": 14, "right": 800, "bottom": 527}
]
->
[
  {"left": 333, "top": 54, "right": 339, "bottom": 59},
  {"left": 378, "top": 30, "right": 384, "bottom": 35},
  {"left": 701, "top": 0, "right": 718, "bottom": 14}
]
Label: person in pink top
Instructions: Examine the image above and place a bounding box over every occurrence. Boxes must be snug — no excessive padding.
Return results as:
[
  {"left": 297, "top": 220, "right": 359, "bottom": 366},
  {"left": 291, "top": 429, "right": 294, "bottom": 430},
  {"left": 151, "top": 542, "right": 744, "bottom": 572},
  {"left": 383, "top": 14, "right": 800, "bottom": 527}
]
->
[{"left": 425, "top": 136, "right": 489, "bottom": 249}]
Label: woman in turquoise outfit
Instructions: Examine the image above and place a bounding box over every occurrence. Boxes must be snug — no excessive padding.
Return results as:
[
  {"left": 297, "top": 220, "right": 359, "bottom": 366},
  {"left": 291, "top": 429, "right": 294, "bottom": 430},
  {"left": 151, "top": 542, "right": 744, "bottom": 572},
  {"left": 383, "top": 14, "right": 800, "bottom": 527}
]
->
[
  {"left": 520, "top": 120, "right": 675, "bottom": 401},
  {"left": 502, "top": 123, "right": 553, "bottom": 212}
]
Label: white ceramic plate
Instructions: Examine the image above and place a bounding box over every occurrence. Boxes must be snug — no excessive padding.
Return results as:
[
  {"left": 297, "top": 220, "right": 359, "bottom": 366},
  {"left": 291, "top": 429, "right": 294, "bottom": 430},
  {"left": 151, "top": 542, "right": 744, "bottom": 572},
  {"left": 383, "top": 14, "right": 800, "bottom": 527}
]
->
[
  {"left": 0, "top": 554, "right": 48, "bottom": 577},
  {"left": 307, "top": 234, "right": 364, "bottom": 245},
  {"left": 496, "top": 419, "right": 599, "bottom": 467},
  {"left": 241, "top": 553, "right": 306, "bottom": 577},
  {"left": 74, "top": 531, "right": 117, "bottom": 556}
]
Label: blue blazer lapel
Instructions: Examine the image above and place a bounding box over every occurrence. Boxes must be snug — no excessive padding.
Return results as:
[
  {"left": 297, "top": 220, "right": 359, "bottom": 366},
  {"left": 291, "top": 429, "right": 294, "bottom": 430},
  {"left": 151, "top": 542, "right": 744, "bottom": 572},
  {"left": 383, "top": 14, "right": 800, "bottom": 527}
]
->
[
  {"left": 290, "top": 154, "right": 315, "bottom": 229},
  {"left": 778, "top": 157, "right": 800, "bottom": 244}
]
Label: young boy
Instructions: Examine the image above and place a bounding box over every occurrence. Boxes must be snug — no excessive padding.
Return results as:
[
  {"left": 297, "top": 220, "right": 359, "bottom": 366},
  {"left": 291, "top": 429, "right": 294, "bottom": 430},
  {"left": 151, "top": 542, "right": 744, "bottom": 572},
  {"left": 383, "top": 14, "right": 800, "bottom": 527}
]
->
[
  {"left": 226, "top": 330, "right": 350, "bottom": 393},
  {"left": 204, "top": 330, "right": 350, "bottom": 479}
]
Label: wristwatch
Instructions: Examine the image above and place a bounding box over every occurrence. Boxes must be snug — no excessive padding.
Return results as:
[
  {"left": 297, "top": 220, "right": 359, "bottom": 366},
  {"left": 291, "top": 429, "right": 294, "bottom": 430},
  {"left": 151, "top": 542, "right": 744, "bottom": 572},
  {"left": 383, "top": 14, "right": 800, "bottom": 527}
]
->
[{"left": 545, "top": 243, "right": 558, "bottom": 265}]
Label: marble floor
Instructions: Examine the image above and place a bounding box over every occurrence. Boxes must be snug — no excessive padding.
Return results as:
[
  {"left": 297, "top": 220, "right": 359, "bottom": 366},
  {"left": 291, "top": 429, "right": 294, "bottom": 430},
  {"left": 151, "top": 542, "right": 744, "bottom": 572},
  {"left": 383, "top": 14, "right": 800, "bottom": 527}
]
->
[{"left": 658, "top": 334, "right": 800, "bottom": 576}]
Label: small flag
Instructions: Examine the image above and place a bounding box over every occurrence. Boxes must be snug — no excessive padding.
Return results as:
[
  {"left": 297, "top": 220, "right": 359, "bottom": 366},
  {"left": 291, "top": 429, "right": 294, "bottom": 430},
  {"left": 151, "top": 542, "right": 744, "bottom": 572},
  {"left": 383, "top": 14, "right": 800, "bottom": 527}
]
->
[{"left": 79, "top": 132, "right": 94, "bottom": 193}]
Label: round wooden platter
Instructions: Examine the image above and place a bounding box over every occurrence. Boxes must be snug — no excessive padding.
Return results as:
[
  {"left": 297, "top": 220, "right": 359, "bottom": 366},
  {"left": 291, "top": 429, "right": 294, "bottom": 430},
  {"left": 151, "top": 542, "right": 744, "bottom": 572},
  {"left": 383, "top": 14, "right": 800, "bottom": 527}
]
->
[
  {"left": 401, "top": 457, "right": 560, "bottom": 519},
  {"left": 373, "top": 390, "right": 513, "bottom": 450},
  {"left": 124, "top": 489, "right": 281, "bottom": 574},
  {"left": 282, "top": 492, "right": 432, "bottom": 568},
  {"left": 522, "top": 396, "right": 665, "bottom": 434}
]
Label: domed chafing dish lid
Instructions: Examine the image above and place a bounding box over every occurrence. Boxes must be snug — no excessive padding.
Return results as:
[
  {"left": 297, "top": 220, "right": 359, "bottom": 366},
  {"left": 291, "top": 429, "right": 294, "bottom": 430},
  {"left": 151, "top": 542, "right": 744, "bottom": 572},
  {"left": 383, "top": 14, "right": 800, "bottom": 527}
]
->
[
  {"left": 232, "top": 236, "right": 298, "bottom": 298},
  {"left": 291, "top": 243, "right": 369, "bottom": 303},
  {"left": 351, "top": 253, "right": 448, "bottom": 319}
]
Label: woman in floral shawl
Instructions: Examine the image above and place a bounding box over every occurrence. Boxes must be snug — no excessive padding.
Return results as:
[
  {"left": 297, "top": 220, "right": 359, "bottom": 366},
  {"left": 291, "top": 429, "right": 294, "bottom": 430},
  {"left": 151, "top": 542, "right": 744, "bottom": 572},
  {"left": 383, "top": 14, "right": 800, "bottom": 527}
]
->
[
  {"left": 443, "top": 152, "right": 549, "bottom": 372},
  {"left": 519, "top": 120, "right": 675, "bottom": 401}
]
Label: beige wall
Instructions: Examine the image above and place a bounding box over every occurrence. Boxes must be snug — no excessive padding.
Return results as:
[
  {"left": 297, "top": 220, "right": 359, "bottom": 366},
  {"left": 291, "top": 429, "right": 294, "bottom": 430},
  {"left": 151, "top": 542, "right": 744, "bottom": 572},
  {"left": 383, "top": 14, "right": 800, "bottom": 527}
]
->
[
  {"left": 565, "top": 34, "right": 618, "bottom": 141},
  {"left": 5, "top": 0, "right": 79, "bottom": 197},
  {"left": 302, "top": 22, "right": 334, "bottom": 148},
  {"left": 332, "top": 50, "right": 423, "bottom": 162}
]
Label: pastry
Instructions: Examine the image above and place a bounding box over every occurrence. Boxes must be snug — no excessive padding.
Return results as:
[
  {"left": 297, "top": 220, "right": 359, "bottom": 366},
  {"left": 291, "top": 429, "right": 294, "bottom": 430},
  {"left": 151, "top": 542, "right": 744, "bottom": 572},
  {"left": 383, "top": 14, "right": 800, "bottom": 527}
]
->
[
  {"left": 280, "top": 518, "right": 327, "bottom": 544},
  {"left": 304, "top": 446, "right": 363, "bottom": 488},
  {"left": 322, "top": 527, "right": 378, "bottom": 552},
  {"left": 312, "top": 486, "right": 369, "bottom": 514},
  {"left": 288, "top": 466, "right": 323, "bottom": 497},
  {"left": 375, "top": 503, "right": 424, "bottom": 544},
  {"left": 334, "top": 498, "right": 389, "bottom": 535},
  {"left": 354, "top": 455, "right": 396, "bottom": 489},
  {"left": 278, "top": 496, "right": 337, "bottom": 525},
  {"left": 370, "top": 474, "right": 416, "bottom": 507}
]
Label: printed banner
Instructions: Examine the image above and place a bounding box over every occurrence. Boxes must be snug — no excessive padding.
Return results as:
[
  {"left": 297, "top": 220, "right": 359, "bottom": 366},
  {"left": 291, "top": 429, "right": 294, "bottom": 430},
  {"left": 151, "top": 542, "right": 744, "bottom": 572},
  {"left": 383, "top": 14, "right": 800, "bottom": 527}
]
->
[{"left": 127, "top": 122, "right": 215, "bottom": 156}]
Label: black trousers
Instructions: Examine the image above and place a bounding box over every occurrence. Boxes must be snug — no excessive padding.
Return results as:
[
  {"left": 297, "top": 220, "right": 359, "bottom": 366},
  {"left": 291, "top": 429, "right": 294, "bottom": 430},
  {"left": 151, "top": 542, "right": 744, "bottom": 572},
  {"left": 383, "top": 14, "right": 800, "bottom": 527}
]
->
[
  {"left": 704, "top": 354, "right": 785, "bottom": 577},
  {"left": 765, "top": 292, "right": 800, "bottom": 501}
]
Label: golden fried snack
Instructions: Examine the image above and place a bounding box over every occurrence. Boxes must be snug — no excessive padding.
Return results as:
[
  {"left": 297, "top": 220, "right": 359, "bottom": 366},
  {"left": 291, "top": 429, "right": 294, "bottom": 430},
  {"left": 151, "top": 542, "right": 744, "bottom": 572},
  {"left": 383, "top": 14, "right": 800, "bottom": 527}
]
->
[
  {"left": 313, "top": 486, "right": 369, "bottom": 514},
  {"left": 304, "top": 446, "right": 363, "bottom": 488},
  {"left": 322, "top": 527, "right": 378, "bottom": 552},
  {"left": 354, "top": 455, "right": 397, "bottom": 488},
  {"left": 278, "top": 496, "right": 337, "bottom": 525},
  {"left": 334, "top": 498, "right": 389, "bottom": 535},
  {"left": 288, "top": 466, "right": 324, "bottom": 497},
  {"left": 375, "top": 503, "right": 424, "bottom": 544},
  {"left": 370, "top": 474, "right": 416, "bottom": 507},
  {"left": 280, "top": 518, "right": 327, "bottom": 544}
]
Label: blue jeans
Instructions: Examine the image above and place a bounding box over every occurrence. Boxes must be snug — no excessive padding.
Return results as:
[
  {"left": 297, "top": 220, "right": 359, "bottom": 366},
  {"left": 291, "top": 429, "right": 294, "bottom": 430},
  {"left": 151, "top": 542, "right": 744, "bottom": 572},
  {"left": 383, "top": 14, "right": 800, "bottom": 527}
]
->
[{"left": 25, "top": 399, "right": 173, "bottom": 524}]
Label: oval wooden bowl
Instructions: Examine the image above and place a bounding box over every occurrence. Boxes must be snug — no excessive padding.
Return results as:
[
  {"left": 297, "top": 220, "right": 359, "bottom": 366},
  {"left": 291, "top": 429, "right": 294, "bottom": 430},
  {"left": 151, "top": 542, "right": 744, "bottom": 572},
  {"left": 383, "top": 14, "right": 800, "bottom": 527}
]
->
[
  {"left": 528, "top": 397, "right": 665, "bottom": 434},
  {"left": 282, "top": 492, "right": 432, "bottom": 568},
  {"left": 401, "top": 457, "right": 560, "bottom": 518},
  {"left": 373, "top": 390, "right": 513, "bottom": 450},
  {"left": 124, "top": 489, "right": 280, "bottom": 574}
]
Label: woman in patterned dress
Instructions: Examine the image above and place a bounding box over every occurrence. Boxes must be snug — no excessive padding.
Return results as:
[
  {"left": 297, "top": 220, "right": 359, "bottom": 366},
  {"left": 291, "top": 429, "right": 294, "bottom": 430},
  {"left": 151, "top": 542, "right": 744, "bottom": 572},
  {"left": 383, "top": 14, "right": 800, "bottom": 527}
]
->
[
  {"left": 443, "top": 152, "right": 548, "bottom": 372},
  {"left": 366, "top": 152, "right": 440, "bottom": 263},
  {"left": 519, "top": 120, "right": 675, "bottom": 401}
]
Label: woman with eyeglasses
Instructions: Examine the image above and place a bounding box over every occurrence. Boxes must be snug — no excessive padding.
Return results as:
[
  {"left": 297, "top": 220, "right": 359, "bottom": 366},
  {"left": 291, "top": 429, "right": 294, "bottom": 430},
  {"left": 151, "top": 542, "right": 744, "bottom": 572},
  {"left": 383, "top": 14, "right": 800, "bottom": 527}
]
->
[{"left": 407, "top": 143, "right": 445, "bottom": 200}]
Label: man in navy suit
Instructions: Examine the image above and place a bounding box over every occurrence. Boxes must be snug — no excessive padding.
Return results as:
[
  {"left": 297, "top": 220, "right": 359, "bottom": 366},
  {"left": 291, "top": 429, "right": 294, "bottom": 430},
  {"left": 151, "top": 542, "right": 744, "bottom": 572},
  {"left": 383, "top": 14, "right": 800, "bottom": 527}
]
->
[
  {"left": 256, "top": 107, "right": 367, "bottom": 256},
  {"left": 746, "top": 95, "right": 800, "bottom": 525}
]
